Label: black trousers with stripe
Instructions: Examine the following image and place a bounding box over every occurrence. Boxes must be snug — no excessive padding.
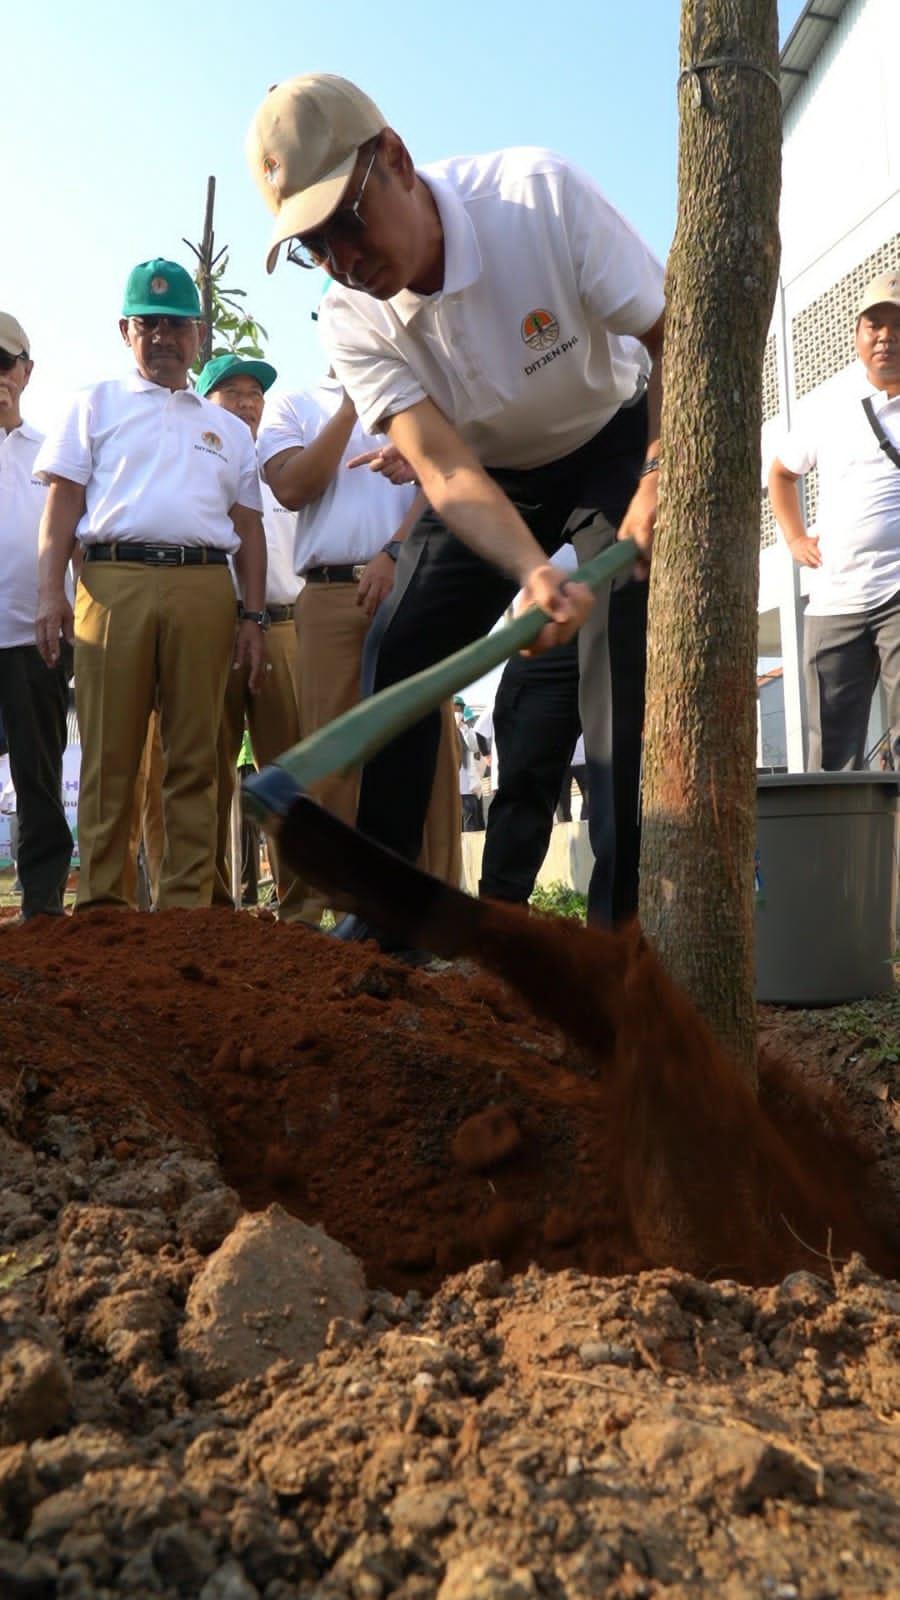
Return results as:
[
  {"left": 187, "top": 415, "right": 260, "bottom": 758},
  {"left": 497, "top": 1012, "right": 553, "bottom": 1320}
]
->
[
  {"left": 357, "top": 399, "right": 648, "bottom": 923},
  {"left": 0, "top": 643, "right": 73, "bottom": 918}
]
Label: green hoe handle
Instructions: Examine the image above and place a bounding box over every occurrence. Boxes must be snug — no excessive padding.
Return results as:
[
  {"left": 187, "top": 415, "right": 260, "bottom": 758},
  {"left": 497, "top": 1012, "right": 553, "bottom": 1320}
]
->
[{"left": 275, "top": 539, "right": 637, "bottom": 792}]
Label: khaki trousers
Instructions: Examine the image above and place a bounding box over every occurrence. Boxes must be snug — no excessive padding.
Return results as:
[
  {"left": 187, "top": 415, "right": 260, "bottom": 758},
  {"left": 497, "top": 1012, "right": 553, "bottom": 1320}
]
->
[
  {"left": 74, "top": 561, "right": 235, "bottom": 910},
  {"left": 294, "top": 582, "right": 461, "bottom": 924},
  {"left": 122, "top": 709, "right": 165, "bottom": 908},
  {"left": 213, "top": 620, "right": 304, "bottom": 918}
]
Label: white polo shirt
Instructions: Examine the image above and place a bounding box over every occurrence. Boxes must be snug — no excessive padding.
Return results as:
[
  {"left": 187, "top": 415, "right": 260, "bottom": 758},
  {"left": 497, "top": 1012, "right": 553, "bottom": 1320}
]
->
[
  {"left": 261, "top": 480, "right": 301, "bottom": 606},
  {"left": 257, "top": 379, "right": 416, "bottom": 570},
  {"left": 34, "top": 371, "right": 262, "bottom": 552},
  {"left": 319, "top": 147, "right": 664, "bottom": 470},
  {"left": 0, "top": 421, "right": 68, "bottom": 648},
  {"left": 777, "top": 363, "right": 900, "bottom": 615}
]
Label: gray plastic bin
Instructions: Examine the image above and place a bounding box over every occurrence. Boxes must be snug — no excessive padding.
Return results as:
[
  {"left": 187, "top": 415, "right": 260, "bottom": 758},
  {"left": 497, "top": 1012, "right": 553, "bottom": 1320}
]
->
[{"left": 756, "top": 772, "right": 898, "bottom": 1005}]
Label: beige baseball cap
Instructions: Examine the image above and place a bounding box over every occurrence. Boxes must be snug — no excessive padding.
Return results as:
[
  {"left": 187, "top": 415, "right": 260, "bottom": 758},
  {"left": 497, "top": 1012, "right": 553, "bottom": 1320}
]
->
[
  {"left": 247, "top": 74, "right": 387, "bottom": 273},
  {"left": 0, "top": 313, "right": 30, "bottom": 359},
  {"left": 857, "top": 272, "right": 900, "bottom": 319}
]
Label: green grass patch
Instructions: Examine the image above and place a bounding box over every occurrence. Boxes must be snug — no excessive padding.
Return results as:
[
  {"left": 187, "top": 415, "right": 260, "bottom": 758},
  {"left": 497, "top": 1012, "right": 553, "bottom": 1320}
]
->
[{"left": 528, "top": 881, "right": 588, "bottom": 922}]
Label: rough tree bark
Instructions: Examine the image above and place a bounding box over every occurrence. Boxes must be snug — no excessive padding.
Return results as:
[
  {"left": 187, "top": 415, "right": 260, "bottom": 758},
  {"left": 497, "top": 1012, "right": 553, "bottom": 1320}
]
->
[{"left": 638, "top": 0, "right": 782, "bottom": 1082}]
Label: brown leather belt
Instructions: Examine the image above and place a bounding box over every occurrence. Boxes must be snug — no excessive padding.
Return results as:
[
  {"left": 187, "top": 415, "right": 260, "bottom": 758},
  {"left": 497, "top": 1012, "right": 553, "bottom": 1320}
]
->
[
  {"left": 302, "top": 564, "right": 365, "bottom": 584},
  {"left": 84, "top": 542, "right": 228, "bottom": 567}
]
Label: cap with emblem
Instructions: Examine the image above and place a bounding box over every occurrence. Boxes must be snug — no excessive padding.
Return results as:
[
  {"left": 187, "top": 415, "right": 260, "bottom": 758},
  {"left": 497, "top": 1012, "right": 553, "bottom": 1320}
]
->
[
  {"left": 122, "top": 258, "right": 202, "bottom": 320},
  {"left": 246, "top": 74, "right": 386, "bottom": 273},
  {"left": 195, "top": 353, "right": 278, "bottom": 398},
  {"left": 0, "top": 313, "right": 30, "bottom": 359},
  {"left": 857, "top": 272, "right": 900, "bottom": 320}
]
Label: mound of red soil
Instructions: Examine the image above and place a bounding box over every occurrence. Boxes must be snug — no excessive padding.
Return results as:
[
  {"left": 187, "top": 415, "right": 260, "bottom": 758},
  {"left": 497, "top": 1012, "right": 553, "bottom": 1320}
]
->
[{"left": 0, "top": 907, "right": 895, "bottom": 1293}]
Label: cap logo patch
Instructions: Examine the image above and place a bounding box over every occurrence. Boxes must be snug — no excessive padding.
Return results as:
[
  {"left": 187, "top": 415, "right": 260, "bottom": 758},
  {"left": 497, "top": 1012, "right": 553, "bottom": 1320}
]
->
[
  {"left": 201, "top": 431, "right": 223, "bottom": 451},
  {"left": 262, "top": 156, "right": 280, "bottom": 185},
  {"left": 521, "top": 309, "right": 559, "bottom": 352},
  {"left": 149, "top": 276, "right": 169, "bottom": 296}
]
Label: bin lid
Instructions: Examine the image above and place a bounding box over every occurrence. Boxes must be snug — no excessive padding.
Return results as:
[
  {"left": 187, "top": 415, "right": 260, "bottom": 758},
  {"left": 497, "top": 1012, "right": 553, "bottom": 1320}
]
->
[{"left": 757, "top": 772, "right": 898, "bottom": 790}]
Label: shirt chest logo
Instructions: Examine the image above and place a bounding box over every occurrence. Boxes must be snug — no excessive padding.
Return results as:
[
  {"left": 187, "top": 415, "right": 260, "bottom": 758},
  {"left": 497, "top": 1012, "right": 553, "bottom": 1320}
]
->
[
  {"left": 194, "top": 429, "right": 228, "bottom": 461},
  {"left": 521, "top": 309, "right": 560, "bottom": 352},
  {"left": 520, "top": 307, "right": 579, "bottom": 378}
]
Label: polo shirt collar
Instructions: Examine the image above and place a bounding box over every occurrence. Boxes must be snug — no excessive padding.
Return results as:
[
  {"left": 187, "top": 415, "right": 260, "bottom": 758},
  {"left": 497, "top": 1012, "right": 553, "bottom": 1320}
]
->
[
  {"left": 389, "top": 171, "right": 482, "bottom": 327},
  {"left": 123, "top": 368, "right": 201, "bottom": 402},
  {"left": 5, "top": 419, "right": 41, "bottom": 444},
  {"left": 858, "top": 360, "right": 900, "bottom": 411}
]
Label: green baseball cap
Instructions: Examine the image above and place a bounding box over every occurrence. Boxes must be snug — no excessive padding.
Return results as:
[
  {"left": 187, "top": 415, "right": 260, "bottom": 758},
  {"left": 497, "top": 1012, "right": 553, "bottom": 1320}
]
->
[
  {"left": 122, "top": 258, "right": 201, "bottom": 319},
  {"left": 195, "top": 353, "right": 277, "bottom": 398}
]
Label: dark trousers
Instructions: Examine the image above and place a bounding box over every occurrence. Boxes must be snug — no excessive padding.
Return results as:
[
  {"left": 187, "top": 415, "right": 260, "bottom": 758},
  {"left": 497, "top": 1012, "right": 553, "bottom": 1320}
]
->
[
  {"left": 461, "top": 793, "right": 485, "bottom": 832},
  {"left": 804, "top": 588, "right": 900, "bottom": 769},
  {"left": 478, "top": 578, "right": 648, "bottom": 922},
  {"left": 357, "top": 400, "right": 647, "bottom": 924},
  {"left": 480, "top": 639, "right": 581, "bottom": 903},
  {"left": 0, "top": 643, "right": 73, "bottom": 918},
  {"left": 557, "top": 764, "right": 589, "bottom": 823}
]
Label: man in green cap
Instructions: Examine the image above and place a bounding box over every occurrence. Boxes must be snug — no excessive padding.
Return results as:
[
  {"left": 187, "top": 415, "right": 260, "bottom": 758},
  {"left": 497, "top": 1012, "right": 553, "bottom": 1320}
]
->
[
  {"left": 195, "top": 353, "right": 305, "bottom": 919},
  {"left": 35, "top": 258, "right": 268, "bottom": 910}
]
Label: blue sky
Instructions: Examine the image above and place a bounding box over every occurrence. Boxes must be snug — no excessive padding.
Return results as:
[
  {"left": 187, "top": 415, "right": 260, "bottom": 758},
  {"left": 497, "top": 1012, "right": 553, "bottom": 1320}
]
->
[{"left": 7, "top": 0, "right": 806, "bottom": 429}]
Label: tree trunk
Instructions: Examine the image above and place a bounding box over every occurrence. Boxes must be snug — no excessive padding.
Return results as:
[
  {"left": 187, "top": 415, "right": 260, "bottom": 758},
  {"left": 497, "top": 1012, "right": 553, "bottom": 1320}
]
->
[
  {"left": 638, "top": 0, "right": 782, "bottom": 1082},
  {"left": 199, "top": 176, "right": 216, "bottom": 367}
]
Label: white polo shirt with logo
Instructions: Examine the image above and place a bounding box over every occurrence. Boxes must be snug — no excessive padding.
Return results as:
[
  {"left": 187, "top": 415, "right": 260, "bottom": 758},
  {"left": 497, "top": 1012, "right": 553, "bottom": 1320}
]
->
[
  {"left": 261, "top": 479, "right": 301, "bottom": 607},
  {"left": 34, "top": 372, "right": 262, "bottom": 552},
  {"left": 319, "top": 147, "right": 664, "bottom": 471},
  {"left": 0, "top": 421, "right": 72, "bottom": 648},
  {"left": 257, "top": 379, "right": 416, "bottom": 571},
  {"left": 777, "top": 362, "right": 900, "bottom": 616}
]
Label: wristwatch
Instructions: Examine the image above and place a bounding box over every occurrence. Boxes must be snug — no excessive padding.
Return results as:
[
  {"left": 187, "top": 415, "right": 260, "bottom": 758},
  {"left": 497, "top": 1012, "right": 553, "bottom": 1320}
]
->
[
  {"left": 240, "top": 607, "right": 270, "bottom": 630},
  {"left": 381, "top": 540, "right": 402, "bottom": 562}
]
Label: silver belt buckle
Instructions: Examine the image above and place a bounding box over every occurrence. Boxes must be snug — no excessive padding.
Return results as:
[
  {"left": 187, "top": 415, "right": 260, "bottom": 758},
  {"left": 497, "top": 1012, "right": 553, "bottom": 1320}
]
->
[
  {"left": 147, "top": 544, "right": 180, "bottom": 566},
  {"left": 352, "top": 564, "right": 365, "bottom": 581}
]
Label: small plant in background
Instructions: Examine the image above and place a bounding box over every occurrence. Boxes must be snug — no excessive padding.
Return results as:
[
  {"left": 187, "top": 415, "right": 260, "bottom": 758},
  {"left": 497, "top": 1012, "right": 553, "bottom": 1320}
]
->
[
  {"left": 200, "top": 256, "right": 268, "bottom": 363},
  {"left": 184, "top": 175, "right": 269, "bottom": 370},
  {"left": 529, "top": 881, "right": 588, "bottom": 922}
]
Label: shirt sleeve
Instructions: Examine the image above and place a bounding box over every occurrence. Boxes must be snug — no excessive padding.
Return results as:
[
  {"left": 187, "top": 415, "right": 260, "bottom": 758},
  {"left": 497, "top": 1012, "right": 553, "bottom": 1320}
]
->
[
  {"left": 32, "top": 391, "right": 94, "bottom": 486},
  {"left": 774, "top": 416, "right": 817, "bottom": 477},
  {"left": 234, "top": 428, "right": 263, "bottom": 512},
  {"left": 257, "top": 393, "right": 314, "bottom": 469},
  {"left": 562, "top": 163, "right": 665, "bottom": 337},
  {"left": 319, "top": 298, "right": 427, "bottom": 435}
]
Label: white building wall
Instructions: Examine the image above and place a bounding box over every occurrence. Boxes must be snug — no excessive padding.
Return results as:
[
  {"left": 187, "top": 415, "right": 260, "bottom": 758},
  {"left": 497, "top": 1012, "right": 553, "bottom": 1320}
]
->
[
  {"left": 779, "top": 0, "right": 900, "bottom": 290},
  {"left": 758, "top": 0, "right": 900, "bottom": 770}
]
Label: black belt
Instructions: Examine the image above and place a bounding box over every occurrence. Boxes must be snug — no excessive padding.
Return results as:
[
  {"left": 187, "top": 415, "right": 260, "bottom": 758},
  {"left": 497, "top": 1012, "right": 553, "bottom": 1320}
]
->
[
  {"left": 84, "top": 542, "right": 228, "bottom": 567},
  {"left": 303, "top": 564, "right": 365, "bottom": 584}
]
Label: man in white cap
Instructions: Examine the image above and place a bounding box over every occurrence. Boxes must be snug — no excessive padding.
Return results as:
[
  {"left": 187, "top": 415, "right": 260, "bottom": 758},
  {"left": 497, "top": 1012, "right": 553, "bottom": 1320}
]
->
[
  {"left": 35, "top": 259, "right": 267, "bottom": 910},
  {"left": 246, "top": 75, "right": 663, "bottom": 937},
  {"left": 0, "top": 313, "right": 73, "bottom": 920},
  {"left": 769, "top": 272, "right": 900, "bottom": 769}
]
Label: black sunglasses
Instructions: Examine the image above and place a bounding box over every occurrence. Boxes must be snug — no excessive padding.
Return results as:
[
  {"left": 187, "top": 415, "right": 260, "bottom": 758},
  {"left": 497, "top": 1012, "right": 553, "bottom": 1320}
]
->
[
  {"left": 0, "top": 349, "right": 26, "bottom": 373},
  {"left": 287, "top": 144, "right": 379, "bottom": 271},
  {"left": 128, "top": 315, "right": 198, "bottom": 334}
]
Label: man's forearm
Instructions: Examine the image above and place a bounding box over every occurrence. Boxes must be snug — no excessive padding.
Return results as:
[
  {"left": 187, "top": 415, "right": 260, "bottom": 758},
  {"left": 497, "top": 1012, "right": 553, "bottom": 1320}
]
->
[
  {"left": 768, "top": 464, "right": 806, "bottom": 547},
  {"left": 38, "top": 479, "right": 82, "bottom": 594},
  {"left": 644, "top": 356, "right": 661, "bottom": 463},
  {"left": 386, "top": 406, "right": 545, "bottom": 583},
  {"left": 264, "top": 402, "right": 357, "bottom": 509},
  {"left": 418, "top": 463, "right": 547, "bottom": 582},
  {"left": 232, "top": 513, "right": 267, "bottom": 612}
]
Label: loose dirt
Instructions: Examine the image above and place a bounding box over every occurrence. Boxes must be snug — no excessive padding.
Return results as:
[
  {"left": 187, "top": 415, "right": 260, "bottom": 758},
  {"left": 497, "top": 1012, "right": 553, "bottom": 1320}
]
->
[{"left": 0, "top": 908, "right": 898, "bottom": 1597}]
